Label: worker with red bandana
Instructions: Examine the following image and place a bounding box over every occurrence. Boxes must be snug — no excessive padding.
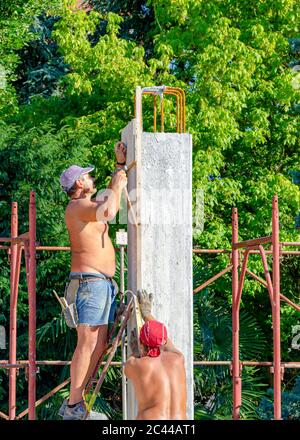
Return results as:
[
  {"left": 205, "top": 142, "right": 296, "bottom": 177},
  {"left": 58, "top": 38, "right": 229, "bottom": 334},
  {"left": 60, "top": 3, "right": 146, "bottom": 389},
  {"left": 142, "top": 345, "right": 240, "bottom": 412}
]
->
[{"left": 124, "top": 290, "right": 188, "bottom": 420}]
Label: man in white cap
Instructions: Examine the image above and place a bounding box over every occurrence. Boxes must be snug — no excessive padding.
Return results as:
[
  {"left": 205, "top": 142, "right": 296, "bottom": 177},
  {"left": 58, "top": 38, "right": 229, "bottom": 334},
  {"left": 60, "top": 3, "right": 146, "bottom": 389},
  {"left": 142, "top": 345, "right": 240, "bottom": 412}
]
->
[{"left": 58, "top": 142, "right": 127, "bottom": 420}]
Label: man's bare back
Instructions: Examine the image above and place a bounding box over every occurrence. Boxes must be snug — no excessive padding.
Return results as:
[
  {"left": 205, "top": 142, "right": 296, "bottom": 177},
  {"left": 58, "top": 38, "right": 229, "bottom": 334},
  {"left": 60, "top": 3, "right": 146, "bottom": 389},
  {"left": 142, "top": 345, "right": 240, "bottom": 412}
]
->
[
  {"left": 65, "top": 199, "right": 116, "bottom": 277},
  {"left": 125, "top": 351, "right": 187, "bottom": 420}
]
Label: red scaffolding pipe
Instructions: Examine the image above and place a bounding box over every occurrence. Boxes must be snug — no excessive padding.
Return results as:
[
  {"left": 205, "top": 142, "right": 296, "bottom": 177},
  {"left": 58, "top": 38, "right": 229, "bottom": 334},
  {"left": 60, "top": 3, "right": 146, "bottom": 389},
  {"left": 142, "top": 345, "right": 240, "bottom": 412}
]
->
[
  {"left": 1, "top": 193, "right": 300, "bottom": 420},
  {"left": 9, "top": 202, "right": 18, "bottom": 420},
  {"left": 272, "top": 196, "right": 281, "bottom": 420},
  {"left": 193, "top": 196, "right": 299, "bottom": 420},
  {"left": 23, "top": 191, "right": 37, "bottom": 420},
  {"left": 231, "top": 208, "right": 241, "bottom": 419}
]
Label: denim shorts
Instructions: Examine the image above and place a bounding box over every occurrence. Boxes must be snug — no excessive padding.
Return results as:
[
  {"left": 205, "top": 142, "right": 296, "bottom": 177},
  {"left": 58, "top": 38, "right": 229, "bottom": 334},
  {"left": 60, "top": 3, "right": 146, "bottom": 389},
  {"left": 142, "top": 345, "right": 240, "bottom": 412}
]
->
[{"left": 70, "top": 272, "right": 118, "bottom": 326}]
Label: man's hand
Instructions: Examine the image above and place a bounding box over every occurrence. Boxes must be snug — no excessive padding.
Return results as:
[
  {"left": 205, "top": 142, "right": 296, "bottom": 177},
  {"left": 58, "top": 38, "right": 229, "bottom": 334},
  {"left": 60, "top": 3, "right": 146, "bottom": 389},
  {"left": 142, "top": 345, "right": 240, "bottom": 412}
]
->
[
  {"left": 129, "top": 329, "right": 140, "bottom": 357},
  {"left": 114, "top": 141, "right": 127, "bottom": 164},
  {"left": 111, "top": 169, "right": 127, "bottom": 190},
  {"left": 137, "top": 289, "right": 153, "bottom": 320}
]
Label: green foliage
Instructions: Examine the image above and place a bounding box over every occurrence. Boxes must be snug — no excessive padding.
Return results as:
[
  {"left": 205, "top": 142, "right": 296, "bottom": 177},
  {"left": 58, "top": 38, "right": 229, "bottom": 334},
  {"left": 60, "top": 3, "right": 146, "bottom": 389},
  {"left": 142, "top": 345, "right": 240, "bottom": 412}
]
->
[
  {"left": 88, "top": 1, "right": 155, "bottom": 58},
  {"left": 14, "top": 13, "right": 70, "bottom": 104},
  {"left": 257, "top": 376, "right": 300, "bottom": 420},
  {"left": 193, "top": 289, "right": 268, "bottom": 419},
  {"left": 0, "top": 0, "right": 63, "bottom": 116}
]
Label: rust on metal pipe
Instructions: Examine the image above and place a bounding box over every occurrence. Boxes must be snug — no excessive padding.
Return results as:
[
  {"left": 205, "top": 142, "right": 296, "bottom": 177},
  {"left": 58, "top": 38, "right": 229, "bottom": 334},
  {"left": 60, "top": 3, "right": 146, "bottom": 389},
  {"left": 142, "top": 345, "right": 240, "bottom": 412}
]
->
[
  {"left": 138, "top": 86, "right": 186, "bottom": 133},
  {"left": 193, "top": 248, "right": 300, "bottom": 255},
  {"left": 193, "top": 249, "right": 230, "bottom": 254},
  {"left": 153, "top": 94, "right": 157, "bottom": 132},
  {"left": 279, "top": 294, "right": 300, "bottom": 312},
  {"left": 35, "top": 246, "right": 122, "bottom": 252},
  {"left": 246, "top": 268, "right": 268, "bottom": 288},
  {"left": 194, "top": 361, "right": 296, "bottom": 367},
  {"left": 235, "top": 250, "right": 250, "bottom": 311},
  {"left": 249, "top": 249, "right": 300, "bottom": 255},
  {"left": 279, "top": 251, "right": 300, "bottom": 255},
  {"left": 165, "top": 86, "right": 186, "bottom": 132},
  {"left": 194, "top": 361, "right": 231, "bottom": 366},
  {"left": 9, "top": 202, "right": 18, "bottom": 420},
  {"left": 0, "top": 361, "right": 122, "bottom": 368},
  {"left": 36, "top": 246, "right": 70, "bottom": 251},
  {"left": 6, "top": 246, "right": 299, "bottom": 255},
  {"left": 2, "top": 191, "right": 299, "bottom": 420},
  {"left": 233, "top": 235, "right": 272, "bottom": 250},
  {"left": 280, "top": 242, "right": 300, "bottom": 247},
  {"left": 176, "top": 94, "right": 179, "bottom": 132},
  {"left": 28, "top": 191, "right": 37, "bottom": 420},
  {"left": 0, "top": 234, "right": 28, "bottom": 243},
  {"left": 258, "top": 245, "right": 274, "bottom": 306},
  {"left": 2, "top": 360, "right": 299, "bottom": 369},
  {"left": 232, "top": 207, "right": 241, "bottom": 420},
  {"left": 272, "top": 195, "right": 282, "bottom": 420},
  {"left": 161, "top": 93, "right": 164, "bottom": 132}
]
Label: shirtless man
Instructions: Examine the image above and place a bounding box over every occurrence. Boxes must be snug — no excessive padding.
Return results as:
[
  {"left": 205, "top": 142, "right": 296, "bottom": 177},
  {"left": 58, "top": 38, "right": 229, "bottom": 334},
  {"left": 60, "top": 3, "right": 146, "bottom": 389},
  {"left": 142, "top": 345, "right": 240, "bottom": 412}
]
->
[
  {"left": 58, "top": 142, "right": 127, "bottom": 420},
  {"left": 124, "top": 290, "right": 187, "bottom": 420}
]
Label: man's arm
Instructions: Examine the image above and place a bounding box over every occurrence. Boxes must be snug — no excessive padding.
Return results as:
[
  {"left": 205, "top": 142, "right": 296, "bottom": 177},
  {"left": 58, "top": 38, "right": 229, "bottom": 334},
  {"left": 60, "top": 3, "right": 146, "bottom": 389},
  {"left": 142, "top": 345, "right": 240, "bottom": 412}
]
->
[
  {"left": 107, "top": 141, "right": 127, "bottom": 215},
  {"left": 124, "top": 356, "right": 136, "bottom": 379},
  {"left": 75, "top": 170, "right": 127, "bottom": 222},
  {"left": 75, "top": 141, "right": 127, "bottom": 222}
]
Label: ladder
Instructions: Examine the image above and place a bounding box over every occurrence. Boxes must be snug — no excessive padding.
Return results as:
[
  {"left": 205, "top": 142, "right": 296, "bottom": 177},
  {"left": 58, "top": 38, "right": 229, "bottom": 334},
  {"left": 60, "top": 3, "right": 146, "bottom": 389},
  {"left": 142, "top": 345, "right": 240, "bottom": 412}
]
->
[{"left": 82, "top": 288, "right": 143, "bottom": 420}]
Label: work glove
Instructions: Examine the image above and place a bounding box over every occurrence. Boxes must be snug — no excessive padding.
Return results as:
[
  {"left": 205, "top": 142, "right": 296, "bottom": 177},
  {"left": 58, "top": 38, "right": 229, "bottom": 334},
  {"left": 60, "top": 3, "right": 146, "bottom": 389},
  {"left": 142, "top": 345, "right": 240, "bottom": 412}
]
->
[{"left": 137, "top": 289, "right": 153, "bottom": 320}]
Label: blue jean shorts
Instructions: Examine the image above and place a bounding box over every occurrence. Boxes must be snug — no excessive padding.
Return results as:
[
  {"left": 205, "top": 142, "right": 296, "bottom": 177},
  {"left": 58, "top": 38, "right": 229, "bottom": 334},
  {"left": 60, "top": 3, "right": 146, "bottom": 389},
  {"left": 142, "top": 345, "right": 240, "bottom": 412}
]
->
[{"left": 70, "top": 272, "right": 118, "bottom": 326}]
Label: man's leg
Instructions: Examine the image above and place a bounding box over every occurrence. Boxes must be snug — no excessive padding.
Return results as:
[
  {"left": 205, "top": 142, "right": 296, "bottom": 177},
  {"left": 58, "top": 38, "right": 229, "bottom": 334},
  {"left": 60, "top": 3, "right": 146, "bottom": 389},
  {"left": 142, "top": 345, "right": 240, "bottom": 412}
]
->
[
  {"left": 83, "top": 324, "right": 108, "bottom": 387},
  {"left": 69, "top": 324, "right": 107, "bottom": 405}
]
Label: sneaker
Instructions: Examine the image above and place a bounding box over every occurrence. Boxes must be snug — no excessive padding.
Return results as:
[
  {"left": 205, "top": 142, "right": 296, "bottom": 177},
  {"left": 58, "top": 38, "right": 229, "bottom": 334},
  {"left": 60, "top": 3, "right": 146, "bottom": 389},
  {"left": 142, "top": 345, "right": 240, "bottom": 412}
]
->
[
  {"left": 61, "top": 399, "right": 108, "bottom": 421},
  {"left": 62, "top": 400, "right": 88, "bottom": 420},
  {"left": 88, "top": 411, "right": 108, "bottom": 420},
  {"left": 58, "top": 398, "right": 68, "bottom": 418}
]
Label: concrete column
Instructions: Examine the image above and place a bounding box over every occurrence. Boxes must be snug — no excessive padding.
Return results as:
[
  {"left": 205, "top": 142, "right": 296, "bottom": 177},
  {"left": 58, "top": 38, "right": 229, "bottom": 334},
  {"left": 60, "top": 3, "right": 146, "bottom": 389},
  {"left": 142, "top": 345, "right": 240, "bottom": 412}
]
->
[{"left": 122, "top": 87, "right": 193, "bottom": 420}]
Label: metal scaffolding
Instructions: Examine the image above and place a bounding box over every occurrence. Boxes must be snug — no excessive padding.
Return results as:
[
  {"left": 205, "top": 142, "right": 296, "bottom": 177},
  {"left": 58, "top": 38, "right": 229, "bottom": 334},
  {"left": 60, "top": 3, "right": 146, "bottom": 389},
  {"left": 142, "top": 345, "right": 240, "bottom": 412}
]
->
[
  {"left": 0, "top": 192, "right": 299, "bottom": 420},
  {"left": 193, "top": 195, "right": 300, "bottom": 420}
]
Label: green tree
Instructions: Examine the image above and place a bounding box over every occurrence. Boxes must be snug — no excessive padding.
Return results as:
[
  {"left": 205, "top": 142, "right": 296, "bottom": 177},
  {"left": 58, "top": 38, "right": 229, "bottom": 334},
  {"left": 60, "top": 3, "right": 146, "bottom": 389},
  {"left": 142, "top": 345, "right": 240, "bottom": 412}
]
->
[
  {"left": 0, "top": 1, "right": 158, "bottom": 419},
  {"left": 257, "top": 375, "right": 300, "bottom": 420}
]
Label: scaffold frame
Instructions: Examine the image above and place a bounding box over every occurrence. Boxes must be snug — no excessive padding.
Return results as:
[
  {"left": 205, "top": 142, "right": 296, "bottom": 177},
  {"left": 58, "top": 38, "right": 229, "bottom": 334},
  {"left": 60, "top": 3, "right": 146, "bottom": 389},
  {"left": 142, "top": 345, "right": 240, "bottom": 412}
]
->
[{"left": 0, "top": 192, "right": 299, "bottom": 420}]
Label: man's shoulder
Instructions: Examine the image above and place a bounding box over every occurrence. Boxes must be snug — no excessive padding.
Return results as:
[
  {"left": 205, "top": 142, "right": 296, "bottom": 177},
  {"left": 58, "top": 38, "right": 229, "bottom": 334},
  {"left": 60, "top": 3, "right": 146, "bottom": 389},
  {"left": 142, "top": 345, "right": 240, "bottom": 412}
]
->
[
  {"left": 124, "top": 356, "right": 141, "bottom": 378},
  {"left": 126, "top": 355, "right": 148, "bottom": 366},
  {"left": 126, "top": 355, "right": 152, "bottom": 370},
  {"left": 65, "top": 198, "right": 95, "bottom": 216},
  {"left": 162, "top": 350, "right": 185, "bottom": 363},
  {"left": 125, "top": 355, "right": 143, "bottom": 370},
  {"left": 126, "top": 355, "right": 137, "bottom": 365},
  {"left": 68, "top": 198, "right": 94, "bottom": 207}
]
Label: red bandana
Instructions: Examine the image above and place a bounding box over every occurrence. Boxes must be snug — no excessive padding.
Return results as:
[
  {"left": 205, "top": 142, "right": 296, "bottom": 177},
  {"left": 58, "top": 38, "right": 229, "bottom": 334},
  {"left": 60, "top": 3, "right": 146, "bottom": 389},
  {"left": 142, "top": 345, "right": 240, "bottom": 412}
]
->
[{"left": 139, "top": 320, "right": 168, "bottom": 357}]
